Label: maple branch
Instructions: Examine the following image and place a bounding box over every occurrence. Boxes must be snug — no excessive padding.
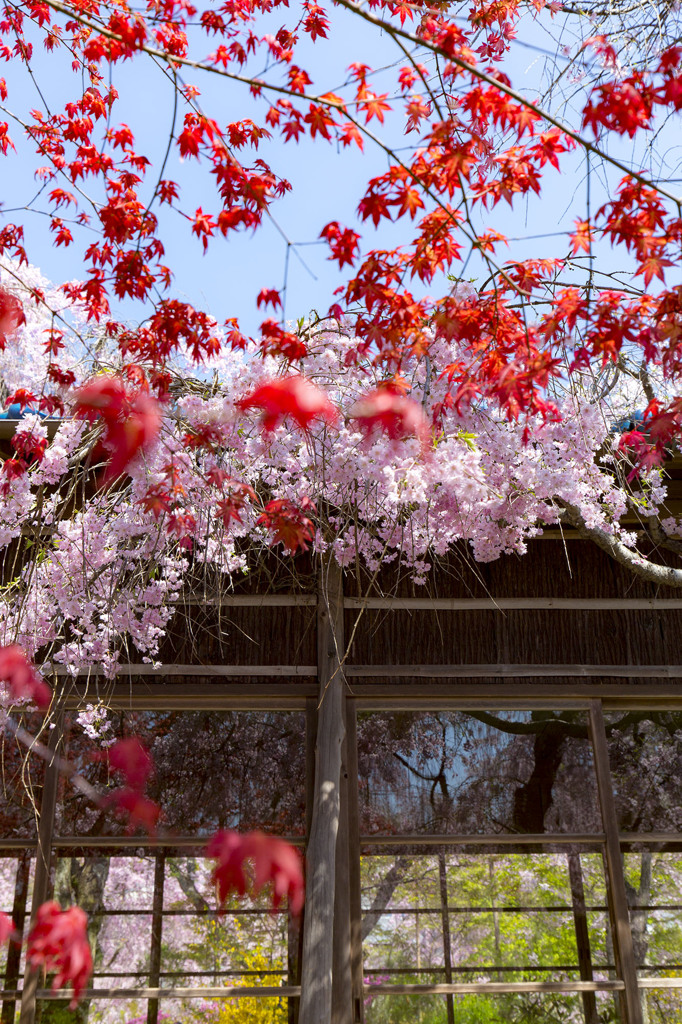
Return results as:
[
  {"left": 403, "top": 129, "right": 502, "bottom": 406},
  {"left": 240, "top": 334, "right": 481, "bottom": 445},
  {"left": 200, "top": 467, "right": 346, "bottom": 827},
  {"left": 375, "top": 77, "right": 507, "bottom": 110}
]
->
[
  {"left": 25, "top": 0, "right": 628, "bottom": 307},
  {"left": 37, "top": 0, "right": 348, "bottom": 110},
  {"left": 333, "top": 0, "right": 682, "bottom": 209}
]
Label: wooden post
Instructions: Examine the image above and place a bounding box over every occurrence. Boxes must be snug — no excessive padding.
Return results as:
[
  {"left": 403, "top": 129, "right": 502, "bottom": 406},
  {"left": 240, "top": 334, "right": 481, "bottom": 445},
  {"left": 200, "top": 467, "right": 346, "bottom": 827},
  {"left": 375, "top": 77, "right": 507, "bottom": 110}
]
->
[
  {"left": 589, "top": 701, "right": 642, "bottom": 1024},
  {"left": 299, "top": 559, "right": 347, "bottom": 1024},
  {"left": 19, "top": 719, "right": 61, "bottom": 1024}
]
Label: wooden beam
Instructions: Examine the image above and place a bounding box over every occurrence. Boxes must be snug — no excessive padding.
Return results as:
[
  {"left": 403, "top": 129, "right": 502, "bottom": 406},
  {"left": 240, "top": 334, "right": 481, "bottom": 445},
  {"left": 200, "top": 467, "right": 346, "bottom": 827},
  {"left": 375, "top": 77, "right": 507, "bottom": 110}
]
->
[
  {"left": 638, "top": 979, "right": 682, "bottom": 988},
  {"left": 363, "top": 981, "right": 625, "bottom": 994},
  {"left": 345, "top": 700, "right": 365, "bottom": 1024},
  {"left": 146, "top": 854, "right": 165, "bottom": 1024},
  {"left": 52, "top": 665, "right": 317, "bottom": 677},
  {"left": 9, "top": 987, "right": 301, "bottom": 999},
  {"left": 438, "top": 853, "right": 455, "bottom": 1024},
  {"left": 331, "top": 657, "right": 353, "bottom": 1024},
  {"left": 359, "top": 833, "right": 604, "bottom": 846},
  {"left": 180, "top": 594, "right": 317, "bottom": 607},
  {"left": 47, "top": 835, "right": 305, "bottom": 849},
  {"left": 64, "top": 687, "right": 314, "bottom": 708},
  {"left": 178, "top": 595, "right": 682, "bottom": 611},
  {"left": 349, "top": 683, "right": 682, "bottom": 701},
  {"left": 55, "top": 664, "right": 682, "bottom": 680},
  {"left": 345, "top": 665, "right": 682, "bottom": 677},
  {"left": 343, "top": 597, "right": 682, "bottom": 610},
  {"left": 1, "top": 854, "right": 30, "bottom": 1024},
  {"left": 3, "top": 829, "right": 680, "bottom": 852}
]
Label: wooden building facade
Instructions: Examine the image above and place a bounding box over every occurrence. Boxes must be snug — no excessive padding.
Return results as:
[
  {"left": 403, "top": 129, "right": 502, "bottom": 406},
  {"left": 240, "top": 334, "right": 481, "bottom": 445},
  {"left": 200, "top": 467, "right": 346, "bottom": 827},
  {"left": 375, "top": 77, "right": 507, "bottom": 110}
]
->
[{"left": 3, "top": 536, "right": 682, "bottom": 1024}]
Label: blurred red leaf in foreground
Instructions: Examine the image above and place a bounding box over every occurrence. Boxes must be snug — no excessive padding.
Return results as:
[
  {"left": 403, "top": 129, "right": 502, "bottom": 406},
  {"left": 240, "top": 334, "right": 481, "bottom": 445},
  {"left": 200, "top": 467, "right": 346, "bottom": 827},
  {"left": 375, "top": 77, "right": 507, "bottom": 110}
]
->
[
  {"left": 0, "top": 912, "right": 14, "bottom": 945},
  {"left": 102, "top": 737, "right": 160, "bottom": 834},
  {"left": 27, "top": 902, "right": 92, "bottom": 1007},
  {"left": 207, "top": 829, "right": 304, "bottom": 916},
  {"left": 73, "top": 376, "right": 161, "bottom": 481},
  {"left": 238, "top": 376, "right": 338, "bottom": 433},
  {"left": 108, "top": 737, "right": 153, "bottom": 789},
  {"left": 350, "top": 387, "right": 431, "bottom": 454},
  {"left": 0, "top": 288, "right": 25, "bottom": 348},
  {"left": 0, "top": 645, "right": 51, "bottom": 709}
]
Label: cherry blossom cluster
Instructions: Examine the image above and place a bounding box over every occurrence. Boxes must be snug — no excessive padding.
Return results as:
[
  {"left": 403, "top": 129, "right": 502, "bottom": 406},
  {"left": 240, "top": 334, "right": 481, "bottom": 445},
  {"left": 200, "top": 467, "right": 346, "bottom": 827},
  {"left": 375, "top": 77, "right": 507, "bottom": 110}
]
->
[{"left": 0, "top": 283, "right": 669, "bottom": 696}]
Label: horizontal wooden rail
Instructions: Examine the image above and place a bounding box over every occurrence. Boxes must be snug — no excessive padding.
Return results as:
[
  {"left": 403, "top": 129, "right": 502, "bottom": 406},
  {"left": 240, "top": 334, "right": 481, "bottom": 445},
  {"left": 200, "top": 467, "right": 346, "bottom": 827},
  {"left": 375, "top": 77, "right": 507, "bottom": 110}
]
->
[
  {"left": 638, "top": 978, "right": 682, "bottom": 988},
  {"left": 52, "top": 665, "right": 317, "bottom": 677},
  {"left": 346, "top": 665, "right": 682, "bottom": 678},
  {"left": 52, "top": 663, "right": 682, "bottom": 678},
  {"left": 3, "top": 831, "right": 682, "bottom": 852},
  {"left": 343, "top": 597, "right": 682, "bottom": 610},
  {"left": 51, "top": 834, "right": 306, "bottom": 848},
  {"left": 360, "top": 833, "right": 605, "bottom": 846},
  {"left": 365, "top": 981, "right": 625, "bottom": 994},
  {"left": 178, "top": 594, "right": 682, "bottom": 610},
  {"left": 181, "top": 594, "right": 317, "bottom": 607},
  {"left": 0, "top": 986, "right": 301, "bottom": 1000}
]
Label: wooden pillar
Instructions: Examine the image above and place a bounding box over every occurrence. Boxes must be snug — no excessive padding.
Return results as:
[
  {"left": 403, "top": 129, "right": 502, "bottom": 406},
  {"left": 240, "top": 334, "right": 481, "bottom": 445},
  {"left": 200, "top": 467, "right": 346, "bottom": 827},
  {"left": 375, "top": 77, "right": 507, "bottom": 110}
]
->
[
  {"left": 589, "top": 701, "right": 642, "bottom": 1024},
  {"left": 299, "top": 559, "right": 347, "bottom": 1024},
  {"left": 567, "top": 852, "right": 599, "bottom": 1024},
  {"left": 19, "top": 719, "right": 61, "bottom": 1024}
]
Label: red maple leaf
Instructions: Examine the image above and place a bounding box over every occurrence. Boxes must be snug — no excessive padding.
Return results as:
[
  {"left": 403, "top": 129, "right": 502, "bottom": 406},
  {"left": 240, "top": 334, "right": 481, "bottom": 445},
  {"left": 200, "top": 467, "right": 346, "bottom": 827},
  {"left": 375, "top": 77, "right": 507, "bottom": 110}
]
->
[
  {"left": 207, "top": 830, "right": 248, "bottom": 902},
  {"left": 244, "top": 830, "right": 305, "bottom": 915},
  {"left": 350, "top": 387, "right": 431, "bottom": 454},
  {"left": 570, "top": 219, "right": 592, "bottom": 255},
  {"left": 107, "top": 737, "right": 153, "bottom": 790},
  {"left": 0, "top": 912, "right": 15, "bottom": 945},
  {"left": 0, "top": 645, "right": 51, "bottom": 709},
  {"left": 0, "top": 288, "right": 25, "bottom": 348},
  {"left": 72, "top": 376, "right": 128, "bottom": 423},
  {"left": 100, "top": 738, "right": 159, "bottom": 834},
  {"left": 257, "top": 497, "right": 316, "bottom": 553},
  {"left": 27, "top": 903, "right": 92, "bottom": 1007},
  {"left": 73, "top": 377, "right": 161, "bottom": 482},
  {"left": 256, "top": 287, "right": 282, "bottom": 310},
  {"left": 6, "top": 389, "right": 38, "bottom": 411},
  {"left": 103, "top": 789, "right": 161, "bottom": 834},
  {"left": 103, "top": 394, "right": 161, "bottom": 481},
  {"left": 207, "top": 829, "right": 304, "bottom": 915},
  {"left": 238, "top": 376, "right": 338, "bottom": 433}
]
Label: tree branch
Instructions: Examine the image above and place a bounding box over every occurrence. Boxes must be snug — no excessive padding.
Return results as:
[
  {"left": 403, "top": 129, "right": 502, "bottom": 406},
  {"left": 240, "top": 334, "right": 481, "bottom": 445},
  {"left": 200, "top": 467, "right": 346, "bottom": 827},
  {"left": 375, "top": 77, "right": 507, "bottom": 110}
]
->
[{"left": 558, "top": 501, "right": 682, "bottom": 586}]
